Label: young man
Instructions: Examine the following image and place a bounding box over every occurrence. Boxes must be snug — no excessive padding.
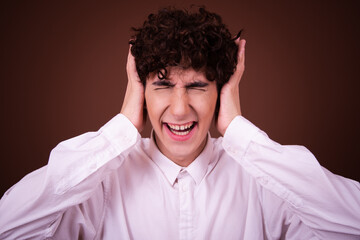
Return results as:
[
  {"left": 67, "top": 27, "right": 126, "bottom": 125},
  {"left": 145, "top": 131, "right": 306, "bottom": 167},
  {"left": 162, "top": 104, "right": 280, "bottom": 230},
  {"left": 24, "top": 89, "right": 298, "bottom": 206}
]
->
[{"left": 0, "top": 7, "right": 359, "bottom": 240}]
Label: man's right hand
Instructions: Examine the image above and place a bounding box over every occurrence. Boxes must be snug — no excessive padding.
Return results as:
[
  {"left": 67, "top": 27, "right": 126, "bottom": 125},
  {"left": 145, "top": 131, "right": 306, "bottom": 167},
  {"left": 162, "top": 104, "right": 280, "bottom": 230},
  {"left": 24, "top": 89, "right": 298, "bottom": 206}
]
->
[{"left": 120, "top": 46, "right": 146, "bottom": 132}]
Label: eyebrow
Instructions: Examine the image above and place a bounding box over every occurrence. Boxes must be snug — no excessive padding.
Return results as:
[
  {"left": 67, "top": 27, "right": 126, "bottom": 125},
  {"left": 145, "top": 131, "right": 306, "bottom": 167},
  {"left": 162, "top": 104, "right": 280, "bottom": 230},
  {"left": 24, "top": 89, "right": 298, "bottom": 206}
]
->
[
  {"left": 151, "top": 80, "right": 209, "bottom": 88},
  {"left": 152, "top": 80, "right": 175, "bottom": 87},
  {"left": 185, "top": 81, "right": 209, "bottom": 88}
]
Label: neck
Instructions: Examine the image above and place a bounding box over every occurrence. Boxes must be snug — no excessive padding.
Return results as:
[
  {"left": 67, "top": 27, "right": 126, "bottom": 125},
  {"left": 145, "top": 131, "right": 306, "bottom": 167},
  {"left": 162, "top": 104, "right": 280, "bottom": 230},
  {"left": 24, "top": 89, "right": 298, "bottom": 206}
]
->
[{"left": 153, "top": 133, "right": 208, "bottom": 167}]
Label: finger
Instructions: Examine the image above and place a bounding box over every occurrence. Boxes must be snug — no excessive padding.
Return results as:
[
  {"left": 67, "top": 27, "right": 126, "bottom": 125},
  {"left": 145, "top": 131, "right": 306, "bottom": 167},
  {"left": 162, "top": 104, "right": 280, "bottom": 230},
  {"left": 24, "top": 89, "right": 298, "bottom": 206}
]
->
[
  {"left": 235, "top": 39, "right": 245, "bottom": 67},
  {"left": 238, "top": 39, "right": 246, "bottom": 65},
  {"left": 127, "top": 45, "right": 135, "bottom": 71},
  {"left": 229, "top": 39, "right": 246, "bottom": 85},
  {"left": 126, "top": 45, "right": 140, "bottom": 82}
]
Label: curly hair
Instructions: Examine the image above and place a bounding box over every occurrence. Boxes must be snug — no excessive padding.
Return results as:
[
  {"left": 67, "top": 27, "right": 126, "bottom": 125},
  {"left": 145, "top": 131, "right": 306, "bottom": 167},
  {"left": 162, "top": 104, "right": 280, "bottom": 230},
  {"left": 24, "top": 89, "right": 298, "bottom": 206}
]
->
[{"left": 129, "top": 7, "right": 240, "bottom": 91}]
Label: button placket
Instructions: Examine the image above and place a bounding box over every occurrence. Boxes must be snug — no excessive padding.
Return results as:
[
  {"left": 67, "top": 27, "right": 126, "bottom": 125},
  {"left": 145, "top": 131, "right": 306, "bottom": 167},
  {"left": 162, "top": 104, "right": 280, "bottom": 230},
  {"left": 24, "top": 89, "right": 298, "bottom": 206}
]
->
[
  {"left": 177, "top": 171, "right": 195, "bottom": 240},
  {"left": 181, "top": 184, "right": 188, "bottom": 192}
]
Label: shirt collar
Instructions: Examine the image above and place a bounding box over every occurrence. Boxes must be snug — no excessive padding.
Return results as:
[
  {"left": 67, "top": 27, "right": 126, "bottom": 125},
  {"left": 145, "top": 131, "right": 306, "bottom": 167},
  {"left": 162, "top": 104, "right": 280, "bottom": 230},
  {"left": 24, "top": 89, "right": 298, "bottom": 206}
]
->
[
  {"left": 149, "top": 130, "right": 213, "bottom": 186},
  {"left": 149, "top": 131, "right": 182, "bottom": 186},
  {"left": 185, "top": 133, "right": 213, "bottom": 185}
]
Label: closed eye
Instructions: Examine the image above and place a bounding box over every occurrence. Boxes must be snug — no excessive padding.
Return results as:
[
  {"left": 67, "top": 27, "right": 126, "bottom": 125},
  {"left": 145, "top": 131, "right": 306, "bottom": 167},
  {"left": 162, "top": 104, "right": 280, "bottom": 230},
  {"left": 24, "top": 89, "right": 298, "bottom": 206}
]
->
[
  {"left": 186, "top": 81, "right": 208, "bottom": 91},
  {"left": 152, "top": 80, "right": 175, "bottom": 90}
]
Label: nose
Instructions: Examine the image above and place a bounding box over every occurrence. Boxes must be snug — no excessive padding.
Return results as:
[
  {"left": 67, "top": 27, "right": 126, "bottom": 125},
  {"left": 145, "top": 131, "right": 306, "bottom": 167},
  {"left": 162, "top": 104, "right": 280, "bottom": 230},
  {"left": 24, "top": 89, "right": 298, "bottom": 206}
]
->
[{"left": 169, "top": 89, "right": 191, "bottom": 118}]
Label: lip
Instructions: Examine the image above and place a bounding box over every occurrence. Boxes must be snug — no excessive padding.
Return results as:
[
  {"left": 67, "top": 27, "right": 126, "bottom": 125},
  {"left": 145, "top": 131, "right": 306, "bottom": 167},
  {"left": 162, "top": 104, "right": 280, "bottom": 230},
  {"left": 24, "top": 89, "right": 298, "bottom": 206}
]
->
[{"left": 163, "top": 122, "right": 197, "bottom": 141}]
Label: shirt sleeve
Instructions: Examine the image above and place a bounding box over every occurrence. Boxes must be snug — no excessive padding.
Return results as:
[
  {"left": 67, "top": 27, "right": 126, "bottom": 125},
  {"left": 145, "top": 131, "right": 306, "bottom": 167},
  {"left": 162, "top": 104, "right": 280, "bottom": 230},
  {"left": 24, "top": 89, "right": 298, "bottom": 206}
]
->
[
  {"left": 0, "top": 114, "right": 140, "bottom": 239},
  {"left": 222, "top": 116, "right": 360, "bottom": 239}
]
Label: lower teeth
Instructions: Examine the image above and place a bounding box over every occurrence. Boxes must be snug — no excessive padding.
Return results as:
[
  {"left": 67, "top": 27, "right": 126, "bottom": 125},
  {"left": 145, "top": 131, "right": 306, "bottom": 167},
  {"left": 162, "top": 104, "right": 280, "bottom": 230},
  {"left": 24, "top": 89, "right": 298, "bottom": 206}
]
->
[{"left": 170, "top": 129, "right": 191, "bottom": 136}]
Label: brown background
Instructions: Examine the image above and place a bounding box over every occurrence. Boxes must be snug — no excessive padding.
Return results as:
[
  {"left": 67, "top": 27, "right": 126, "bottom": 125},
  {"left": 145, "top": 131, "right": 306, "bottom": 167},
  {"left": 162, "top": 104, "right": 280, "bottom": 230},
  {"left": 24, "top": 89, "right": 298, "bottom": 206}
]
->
[{"left": 1, "top": 0, "right": 359, "bottom": 196}]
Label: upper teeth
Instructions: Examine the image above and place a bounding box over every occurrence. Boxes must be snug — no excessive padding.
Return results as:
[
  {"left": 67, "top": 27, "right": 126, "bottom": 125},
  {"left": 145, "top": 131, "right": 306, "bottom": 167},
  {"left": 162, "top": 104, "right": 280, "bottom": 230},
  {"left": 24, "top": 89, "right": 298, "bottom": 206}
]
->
[{"left": 168, "top": 122, "right": 193, "bottom": 131}]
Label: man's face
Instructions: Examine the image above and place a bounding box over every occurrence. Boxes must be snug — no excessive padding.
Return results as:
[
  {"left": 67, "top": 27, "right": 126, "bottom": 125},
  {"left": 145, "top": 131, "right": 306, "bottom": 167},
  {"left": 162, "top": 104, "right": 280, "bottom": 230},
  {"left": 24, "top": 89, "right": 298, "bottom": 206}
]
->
[{"left": 145, "top": 67, "right": 218, "bottom": 166}]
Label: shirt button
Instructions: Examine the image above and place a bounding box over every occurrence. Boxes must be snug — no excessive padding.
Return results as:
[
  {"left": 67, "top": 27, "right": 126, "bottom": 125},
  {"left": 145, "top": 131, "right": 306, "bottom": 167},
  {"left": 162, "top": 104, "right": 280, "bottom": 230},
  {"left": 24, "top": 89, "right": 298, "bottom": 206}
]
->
[
  {"left": 181, "top": 185, "right": 188, "bottom": 192},
  {"left": 227, "top": 146, "right": 237, "bottom": 154},
  {"left": 261, "top": 176, "right": 269, "bottom": 185}
]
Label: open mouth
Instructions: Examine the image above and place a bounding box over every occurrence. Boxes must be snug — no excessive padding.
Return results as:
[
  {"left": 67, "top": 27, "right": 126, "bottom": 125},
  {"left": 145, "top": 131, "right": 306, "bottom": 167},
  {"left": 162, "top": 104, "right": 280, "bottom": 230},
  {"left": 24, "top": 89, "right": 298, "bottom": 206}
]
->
[{"left": 165, "top": 122, "right": 197, "bottom": 136}]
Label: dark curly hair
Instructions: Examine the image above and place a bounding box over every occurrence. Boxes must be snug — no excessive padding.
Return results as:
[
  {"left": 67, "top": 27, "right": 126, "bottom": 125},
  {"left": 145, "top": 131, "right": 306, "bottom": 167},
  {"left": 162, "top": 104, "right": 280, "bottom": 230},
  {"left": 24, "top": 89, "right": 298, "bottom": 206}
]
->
[{"left": 129, "top": 7, "right": 240, "bottom": 92}]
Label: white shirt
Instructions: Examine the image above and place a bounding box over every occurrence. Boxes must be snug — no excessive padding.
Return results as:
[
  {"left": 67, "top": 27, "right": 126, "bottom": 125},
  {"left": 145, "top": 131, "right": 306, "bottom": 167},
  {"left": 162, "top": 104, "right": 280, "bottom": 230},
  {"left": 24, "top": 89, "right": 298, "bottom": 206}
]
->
[{"left": 0, "top": 114, "right": 359, "bottom": 239}]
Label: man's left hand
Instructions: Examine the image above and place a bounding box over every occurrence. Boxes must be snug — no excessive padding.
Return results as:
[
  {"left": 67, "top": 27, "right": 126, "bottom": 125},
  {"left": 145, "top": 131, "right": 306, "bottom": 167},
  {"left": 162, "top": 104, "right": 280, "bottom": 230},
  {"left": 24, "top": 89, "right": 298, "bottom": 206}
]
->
[{"left": 216, "top": 38, "right": 246, "bottom": 136}]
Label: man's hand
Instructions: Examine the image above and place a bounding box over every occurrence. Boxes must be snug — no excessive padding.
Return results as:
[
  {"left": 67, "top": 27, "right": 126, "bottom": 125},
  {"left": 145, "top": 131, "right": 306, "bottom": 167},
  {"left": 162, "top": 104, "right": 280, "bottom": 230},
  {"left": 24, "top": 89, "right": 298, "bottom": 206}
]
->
[
  {"left": 216, "top": 38, "right": 246, "bottom": 136},
  {"left": 120, "top": 46, "right": 146, "bottom": 132}
]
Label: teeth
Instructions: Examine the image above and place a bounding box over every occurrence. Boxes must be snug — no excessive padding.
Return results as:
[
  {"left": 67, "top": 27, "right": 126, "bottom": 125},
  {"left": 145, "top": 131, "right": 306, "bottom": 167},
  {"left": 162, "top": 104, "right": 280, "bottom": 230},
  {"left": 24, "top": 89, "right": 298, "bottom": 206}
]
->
[
  {"left": 168, "top": 122, "right": 193, "bottom": 131},
  {"left": 167, "top": 122, "right": 195, "bottom": 136},
  {"left": 170, "top": 128, "right": 191, "bottom": 136}
]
